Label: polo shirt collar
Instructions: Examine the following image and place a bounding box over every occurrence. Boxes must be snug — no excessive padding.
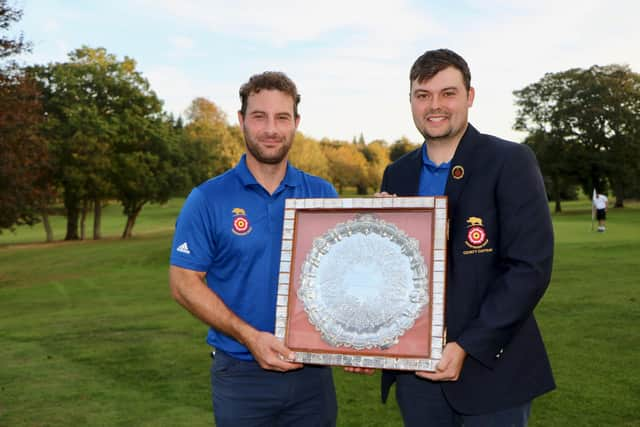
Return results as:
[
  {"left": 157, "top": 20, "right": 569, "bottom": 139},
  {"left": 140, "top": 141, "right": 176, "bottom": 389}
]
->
[
  {"left": 234, "top": 154, "right": 301, "bottom": 189},
  {"left": 421, "top": 143, "right": 450, "bottom": 170}
]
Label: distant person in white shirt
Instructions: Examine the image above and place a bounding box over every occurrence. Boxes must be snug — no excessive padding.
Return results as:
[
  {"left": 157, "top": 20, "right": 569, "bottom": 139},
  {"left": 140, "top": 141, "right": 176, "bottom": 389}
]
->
[{"left": 593, "top": 194, "right": 608, "bottom": 232}]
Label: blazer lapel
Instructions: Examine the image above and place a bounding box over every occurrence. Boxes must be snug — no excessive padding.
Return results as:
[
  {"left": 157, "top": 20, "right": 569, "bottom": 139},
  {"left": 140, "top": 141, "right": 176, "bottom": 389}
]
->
[{"left": 445, "top": 124, "right": 481, "bottom": 216}]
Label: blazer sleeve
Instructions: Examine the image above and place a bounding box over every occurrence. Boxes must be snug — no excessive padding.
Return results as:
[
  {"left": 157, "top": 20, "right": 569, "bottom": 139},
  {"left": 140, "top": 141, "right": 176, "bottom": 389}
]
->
[
  {"left": 457, "top": 144, "right": 554, "bottom": 368},
  {"left": 380, "top": 165, "right": 391, "bottom": 193}
]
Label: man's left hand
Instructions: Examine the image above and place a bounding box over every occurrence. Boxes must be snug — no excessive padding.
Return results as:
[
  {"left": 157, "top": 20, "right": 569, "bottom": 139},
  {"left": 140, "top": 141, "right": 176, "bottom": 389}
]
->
[{"left": 416, "top": 342, "right": 466, "bottom": 381}]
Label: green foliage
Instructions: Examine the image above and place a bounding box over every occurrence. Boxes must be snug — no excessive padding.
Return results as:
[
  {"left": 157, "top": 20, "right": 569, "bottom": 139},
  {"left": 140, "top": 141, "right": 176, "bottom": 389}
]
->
[
  {"left": 29, "top": 46, "right": 184, "bottom": 239},
  {"left": 523, "top": 131, "right": 578, "bottom": 213},
  {"left": 514, "top": 65, "right": 640, "bottom": 208},
  {"left": 0, "top": 0, "right": 30, "bottom": 62},
  {"left": 1, "top": 199, "right": 639, "bottom": 426},
  {"left": 389, "top": 137, "right": 419, "bottom": 162}
]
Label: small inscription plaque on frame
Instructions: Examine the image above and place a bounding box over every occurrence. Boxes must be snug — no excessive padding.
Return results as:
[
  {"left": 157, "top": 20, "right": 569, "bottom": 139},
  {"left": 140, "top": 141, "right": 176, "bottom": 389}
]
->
[{"left": 275, "top": 197, "right": 448, "bottom": 371}]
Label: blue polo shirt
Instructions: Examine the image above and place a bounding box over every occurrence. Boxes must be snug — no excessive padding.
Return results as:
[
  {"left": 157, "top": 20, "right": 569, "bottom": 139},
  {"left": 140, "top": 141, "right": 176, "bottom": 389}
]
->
[
  {"left": 418, "top": 142, "right": 450, "bottom": 196},
  {"left": 170, "top": 155, "right": 338, "bottom": 360}
]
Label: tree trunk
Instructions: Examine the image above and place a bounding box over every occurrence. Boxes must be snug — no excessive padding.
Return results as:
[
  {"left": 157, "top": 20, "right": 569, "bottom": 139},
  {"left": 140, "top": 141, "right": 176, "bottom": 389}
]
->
[
  {"left": 80, "top": 199, "right": 89, "bottom": 240},
  {"left": 93, "top": 199, "right": 102, "bottom": 240},
  {"left": 42, "top": 209, "right": 53, "bottom": 243},
  {"left": 65, "top": 207, "right": 80, "bottom": 240},
  {"left": 613, "top": 182, "right": 625, "bottom": 208},
  {"left": 551, "top": 174, "right": 562, "bottom": 213},
  {"left": 122, "top": 205, "right": 143, "bottom": 239}
]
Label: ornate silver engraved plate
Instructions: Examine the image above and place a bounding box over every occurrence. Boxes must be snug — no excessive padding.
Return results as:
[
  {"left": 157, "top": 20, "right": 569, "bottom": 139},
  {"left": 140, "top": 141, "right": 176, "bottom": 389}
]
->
[{"left": 297, "top": 214, "right": 429, "bottom": 350}]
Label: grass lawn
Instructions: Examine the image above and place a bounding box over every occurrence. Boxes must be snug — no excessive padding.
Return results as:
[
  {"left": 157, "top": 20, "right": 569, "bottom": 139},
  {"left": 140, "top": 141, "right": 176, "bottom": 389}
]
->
[{"left": 1, "top": 198, "right": 639, "bottom": 426}]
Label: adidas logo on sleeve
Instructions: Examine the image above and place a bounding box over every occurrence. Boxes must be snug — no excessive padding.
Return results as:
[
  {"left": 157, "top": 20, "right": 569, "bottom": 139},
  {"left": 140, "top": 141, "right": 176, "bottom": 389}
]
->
[{"left": 176, "top": 242, "right": 191, "bottom": 255}]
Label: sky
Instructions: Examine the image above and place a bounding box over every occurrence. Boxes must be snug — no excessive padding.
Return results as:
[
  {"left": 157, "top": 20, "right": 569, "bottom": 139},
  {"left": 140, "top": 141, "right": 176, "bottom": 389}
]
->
[{"left": 12, "top": 0, "right": 640, "bottom": 144}]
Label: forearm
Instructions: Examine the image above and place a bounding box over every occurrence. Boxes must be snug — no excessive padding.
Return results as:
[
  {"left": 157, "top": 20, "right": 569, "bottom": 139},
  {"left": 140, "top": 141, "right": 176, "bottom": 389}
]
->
[{"left": 169, "top": 266, "right": 257, "bottom": 346}]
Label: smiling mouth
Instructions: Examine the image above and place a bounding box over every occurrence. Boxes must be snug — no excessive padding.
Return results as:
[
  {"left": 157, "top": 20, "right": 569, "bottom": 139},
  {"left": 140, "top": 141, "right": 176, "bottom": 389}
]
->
[
  {"left": 427, "top": 116, "right": 448, "bottom": 122},
  {"left": 260, "top": 137, "right": 283, "bottom": 145}
]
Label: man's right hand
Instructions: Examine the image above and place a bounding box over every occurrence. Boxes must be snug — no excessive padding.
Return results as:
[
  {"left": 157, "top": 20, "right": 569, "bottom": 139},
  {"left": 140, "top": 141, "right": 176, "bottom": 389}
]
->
[
  {"left": 373, "top": 191, "right": 396, "bottom": 197},
  {"left": 343, "top": 366, "right": 376, "bottom": 375},
  {"left": 246, "top": 330, "right": 303, "bottom": 372}
]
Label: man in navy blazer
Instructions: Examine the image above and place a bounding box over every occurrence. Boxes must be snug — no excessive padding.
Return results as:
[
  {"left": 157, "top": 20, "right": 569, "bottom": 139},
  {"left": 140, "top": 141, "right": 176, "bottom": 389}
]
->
[{"left": 379, "top": 49, "right": 555, "bottom": 426}]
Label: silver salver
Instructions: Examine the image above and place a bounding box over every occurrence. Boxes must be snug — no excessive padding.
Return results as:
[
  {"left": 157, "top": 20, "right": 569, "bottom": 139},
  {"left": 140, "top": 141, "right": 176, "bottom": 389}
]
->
[
  {"left": 298, "top": 214, "right": 428, "bottom": 350},
  {"left": 275, "top": 196, "right": 448, "bottom": 371}
]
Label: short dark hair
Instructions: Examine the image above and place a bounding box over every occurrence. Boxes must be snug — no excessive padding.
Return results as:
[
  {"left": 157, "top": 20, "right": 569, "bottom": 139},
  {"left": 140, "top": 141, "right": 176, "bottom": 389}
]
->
[
  {"left": 239, "top": 71, "right": 301, "bottom": 118},
  {"left": 410, "top": 49, "right": 471, "bottom": 91}
]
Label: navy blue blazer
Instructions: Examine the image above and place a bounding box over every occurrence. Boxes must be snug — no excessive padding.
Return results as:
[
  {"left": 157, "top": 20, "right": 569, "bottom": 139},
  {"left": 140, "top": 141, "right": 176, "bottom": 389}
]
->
[{"left": 380, "top": 124, "right": 555, "bottom": 414}]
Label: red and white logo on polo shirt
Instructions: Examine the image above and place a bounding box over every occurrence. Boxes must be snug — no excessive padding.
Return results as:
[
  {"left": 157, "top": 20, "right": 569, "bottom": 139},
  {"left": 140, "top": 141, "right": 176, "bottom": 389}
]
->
[
  {"left": 231, "top": 207, "right": 252, "bottom": 236},
  {"left": 465, "top": 216, "right": 488, "bottom": 249}
]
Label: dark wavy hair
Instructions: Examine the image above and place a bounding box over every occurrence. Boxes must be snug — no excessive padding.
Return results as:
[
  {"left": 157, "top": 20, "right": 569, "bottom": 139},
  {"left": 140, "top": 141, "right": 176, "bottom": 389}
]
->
[
  {"left": 239, "top": 71, "right": 300, "bottom": 118},
  {"left": 410, "top": 49, "right": 471, "bottom": 91}
]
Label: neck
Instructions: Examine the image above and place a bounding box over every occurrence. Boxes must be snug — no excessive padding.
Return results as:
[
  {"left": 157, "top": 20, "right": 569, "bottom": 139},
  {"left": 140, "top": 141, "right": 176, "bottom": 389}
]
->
[
  {"left": 245, "top": 154, "right": 288, "bottom": 195},
  {"left": 426, "top": 124, "right": 468, "bottom": 165}
]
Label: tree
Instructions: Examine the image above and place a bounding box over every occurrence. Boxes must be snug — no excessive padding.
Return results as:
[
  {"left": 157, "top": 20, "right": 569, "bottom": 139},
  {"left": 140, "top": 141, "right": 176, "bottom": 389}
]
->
[
  {"left": 514, "top": 65, "right": 640, "bottom": 207},
  {"left": 183, "top": 97, "right": 243, "bottom": 178},
  {"left": 523, "top": 131, "right": 577, "bottom": 212},
  {"left": 359, "top": 139, "right": 390, "bottom": 193},
  {"left": 289, "top": 132, "right": 330, "bottom": 180},
  {"left": 0, "top": 0, "right": 54, "bottom": 237},
  {"left": 0, "top": 73, "right": 54, "bottom": 233},
  {"left": 30, "top": 46, "right": 167, "bottom": 239},
  {"left": 0, "top": 0, "right": 29, "bottom": 63},
  {"left": 389, "top": 137, "right": 419, "bottom": 162},
  {"left": 321, "top": 141, "right": 368, "bottom": 194},
  {"left": 114, "top": 116, "right": 190, "bottom": 238}
]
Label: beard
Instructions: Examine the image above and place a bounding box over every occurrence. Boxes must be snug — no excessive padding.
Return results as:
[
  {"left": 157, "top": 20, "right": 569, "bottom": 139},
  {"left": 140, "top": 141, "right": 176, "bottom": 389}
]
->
[
  {"left": 417, "top": 118, "right": 467, "bottom": 142},
  {"left": 243, "top": 126, "right": 295, "bottom": 165},
  {"left": 419, "top": 125, "right": 454, "bottom": 141}
]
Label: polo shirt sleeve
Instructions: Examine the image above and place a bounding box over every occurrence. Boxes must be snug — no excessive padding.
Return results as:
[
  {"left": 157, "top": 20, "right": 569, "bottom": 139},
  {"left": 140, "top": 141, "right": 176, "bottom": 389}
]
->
[
  {"left": 170, "top": 188, "right": 216, "bottom": 272},
  {"left": 324, "top": 182, "right": 339, "bottom": 198}
]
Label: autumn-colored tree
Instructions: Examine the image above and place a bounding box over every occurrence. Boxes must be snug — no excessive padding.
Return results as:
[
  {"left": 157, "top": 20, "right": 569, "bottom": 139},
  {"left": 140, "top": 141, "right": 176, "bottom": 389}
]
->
[
  {"left": 322, "top": 141, "right": 369, "bottom": 194},
  {"left": 360, "top": 139, "right": 390, "bottom": 193},
  {"left": 0, "top": 1, "right": 55, "bottom": 237},
  {"left": 0, "top": 73, "right": 55, "bottom": 234},
  {"left": 183, "top": 97, "right": 244, "bottom": 179},
  {"left": 289, "top": 132, "right": 330, "bottom": 180}
]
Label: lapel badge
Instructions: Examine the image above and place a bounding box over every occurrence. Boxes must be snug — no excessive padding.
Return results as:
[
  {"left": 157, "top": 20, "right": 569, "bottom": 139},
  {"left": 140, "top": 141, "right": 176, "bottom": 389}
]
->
[
  {"left": 232, "top": 207, "right": 252, "bottom": 236},
  {"left": 451, "top": 165, "right": 464, "bottom": 180}
]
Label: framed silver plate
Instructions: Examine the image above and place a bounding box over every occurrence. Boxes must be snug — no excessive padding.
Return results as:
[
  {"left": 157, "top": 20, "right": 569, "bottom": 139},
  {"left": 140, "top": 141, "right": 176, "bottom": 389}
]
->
[{"left": 275, "top": 197, "right": 448, "bottom": 371}]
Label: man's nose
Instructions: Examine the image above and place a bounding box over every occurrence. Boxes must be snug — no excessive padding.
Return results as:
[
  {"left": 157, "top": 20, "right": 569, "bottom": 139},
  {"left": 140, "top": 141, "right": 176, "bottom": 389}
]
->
[
  {"left": 264, "top": 116, "right": 278, "bottom": 134},
  {"left": 429, "top": 94, "right": 441, "bottom": 109}
]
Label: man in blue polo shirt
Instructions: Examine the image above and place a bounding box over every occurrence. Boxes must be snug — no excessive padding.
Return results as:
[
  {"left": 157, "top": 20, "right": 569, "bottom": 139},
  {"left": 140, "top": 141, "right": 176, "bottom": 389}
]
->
[{"left": 169, "top": 71, "right": 338, "bottom": 427}]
